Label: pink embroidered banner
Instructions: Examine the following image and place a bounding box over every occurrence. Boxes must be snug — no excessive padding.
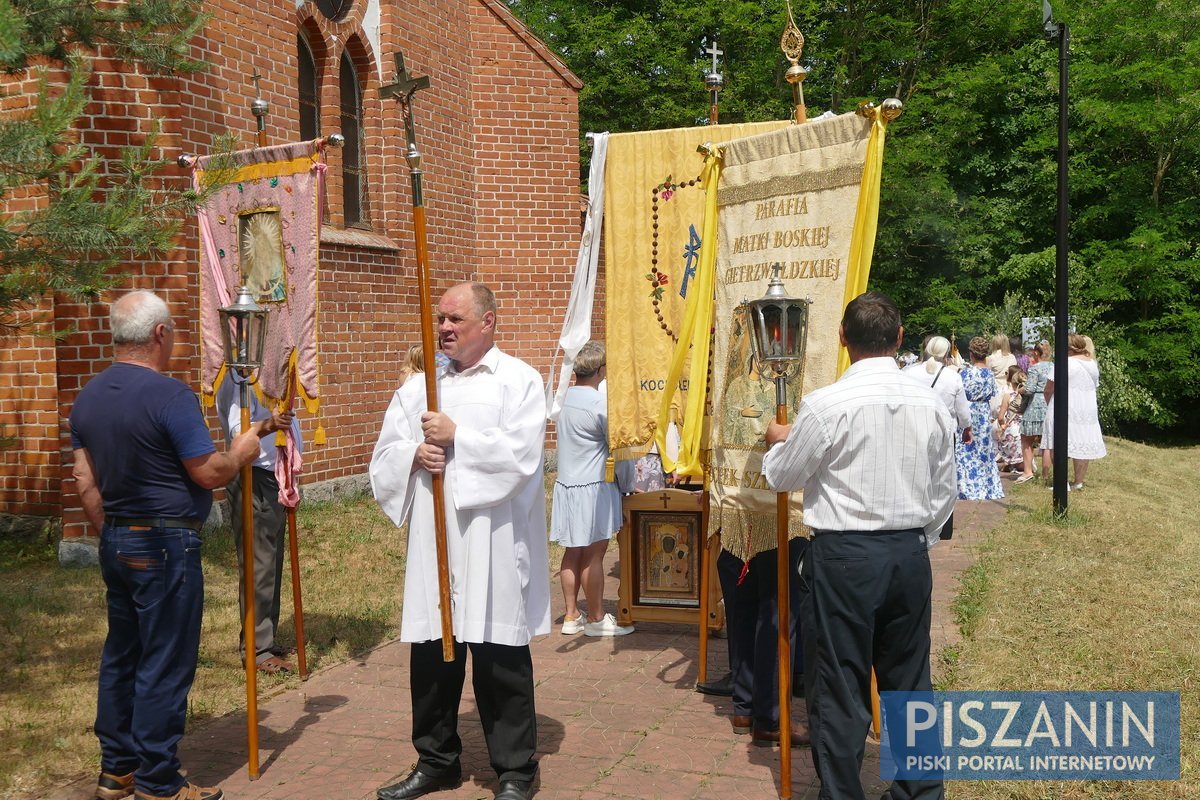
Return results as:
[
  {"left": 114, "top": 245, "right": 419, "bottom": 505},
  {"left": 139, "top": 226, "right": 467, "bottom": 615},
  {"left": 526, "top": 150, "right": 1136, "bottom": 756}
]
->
[{"left": 194, "top": 141, "right": 326, "bottom": 421}]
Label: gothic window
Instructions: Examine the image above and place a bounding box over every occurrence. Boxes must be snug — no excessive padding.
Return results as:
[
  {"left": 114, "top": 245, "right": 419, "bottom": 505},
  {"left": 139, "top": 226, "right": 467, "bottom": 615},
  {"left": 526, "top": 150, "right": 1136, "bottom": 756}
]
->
[
  {"left": 298, "top": 35, "right": 320, "bottom": 141},
  {"left": 340, "top": 51, "right": 366, "bottom": 226}
]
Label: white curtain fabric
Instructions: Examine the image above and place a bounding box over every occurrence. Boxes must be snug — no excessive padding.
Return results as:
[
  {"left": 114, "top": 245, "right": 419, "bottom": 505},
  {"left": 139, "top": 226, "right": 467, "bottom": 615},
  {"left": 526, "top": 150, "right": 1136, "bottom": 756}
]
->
[{"left": 546, "top": 132, "right": 609, "bottom": 420}]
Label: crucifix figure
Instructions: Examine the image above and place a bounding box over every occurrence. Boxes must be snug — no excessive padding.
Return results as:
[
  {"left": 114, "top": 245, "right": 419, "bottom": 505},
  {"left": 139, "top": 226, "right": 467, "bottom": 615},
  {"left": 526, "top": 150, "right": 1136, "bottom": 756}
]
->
[
  {"left": 380, "top": 52, "right": 431, "bottom": 180},
  {"left": 658, "top": 492, "right": 673, "bottom": 509}
]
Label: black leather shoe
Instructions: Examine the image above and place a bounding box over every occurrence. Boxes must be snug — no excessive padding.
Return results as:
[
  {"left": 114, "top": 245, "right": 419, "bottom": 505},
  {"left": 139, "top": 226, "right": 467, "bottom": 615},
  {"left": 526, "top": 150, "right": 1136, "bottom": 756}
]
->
[
  {"left": 377, "top": 767, "right": 462, "bottom": 800},
  {"left": 695, "top": 671, "right": 734, "bottom": 697},
  {"left": 495, "top": 779, "right": 534, "bottom": 800}
]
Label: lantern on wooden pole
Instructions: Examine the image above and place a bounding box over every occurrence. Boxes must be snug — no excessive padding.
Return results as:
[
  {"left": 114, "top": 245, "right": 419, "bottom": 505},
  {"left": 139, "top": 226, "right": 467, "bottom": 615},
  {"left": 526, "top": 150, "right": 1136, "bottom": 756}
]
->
[
  {"left": 744, "top": 265, "right": 811, "bottom": 799},
  {"left": 218, "top": 285, "right": 269, "bottom": 779}
]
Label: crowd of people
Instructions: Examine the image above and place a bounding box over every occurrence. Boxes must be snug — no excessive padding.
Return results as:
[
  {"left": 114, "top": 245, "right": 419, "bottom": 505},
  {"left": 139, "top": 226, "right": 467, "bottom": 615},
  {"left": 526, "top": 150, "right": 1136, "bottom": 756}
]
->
[
  {"left": 899, "top": 330, "right": 1108, "bottom": 497},
  {"left": 72, "top": 284, "right": 1110, "bottom": 800}
]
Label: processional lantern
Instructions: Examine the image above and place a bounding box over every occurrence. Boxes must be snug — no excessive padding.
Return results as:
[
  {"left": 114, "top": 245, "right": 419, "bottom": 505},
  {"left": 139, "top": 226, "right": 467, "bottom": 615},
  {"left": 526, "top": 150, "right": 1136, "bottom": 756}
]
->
[
  {"left": 219, "top": 285, "right": 269, "bottom": 377},
  {"left": 745, "top": 264, "right": 812, "bottom": 383}
]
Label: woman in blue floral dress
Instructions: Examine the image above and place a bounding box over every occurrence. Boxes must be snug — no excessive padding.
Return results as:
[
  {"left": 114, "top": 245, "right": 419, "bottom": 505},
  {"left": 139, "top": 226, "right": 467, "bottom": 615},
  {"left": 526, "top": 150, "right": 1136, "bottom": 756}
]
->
[{"left": 955, "top": 337, "right": 1005, "bottom": 499}]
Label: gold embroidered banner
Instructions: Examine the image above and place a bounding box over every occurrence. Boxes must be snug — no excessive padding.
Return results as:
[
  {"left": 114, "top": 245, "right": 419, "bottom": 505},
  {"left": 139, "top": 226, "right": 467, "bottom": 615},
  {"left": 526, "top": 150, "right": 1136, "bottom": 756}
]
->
[
  {"left": 603, "top": 121, "right": 788, "bottom": 456},
  {"left": 709, "top": 111, "right": 881, "bottom": 560}
]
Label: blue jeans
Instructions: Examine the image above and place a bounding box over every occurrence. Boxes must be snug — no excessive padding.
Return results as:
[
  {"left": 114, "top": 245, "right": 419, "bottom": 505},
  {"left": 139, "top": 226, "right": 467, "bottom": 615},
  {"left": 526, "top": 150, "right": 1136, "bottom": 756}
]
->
[{"left": 96, "top": 524, "right": 204, "bottom": 796}]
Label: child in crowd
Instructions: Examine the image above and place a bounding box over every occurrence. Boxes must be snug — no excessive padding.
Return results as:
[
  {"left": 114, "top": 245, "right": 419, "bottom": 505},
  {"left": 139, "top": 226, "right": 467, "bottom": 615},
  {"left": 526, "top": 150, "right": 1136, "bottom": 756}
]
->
[{"left": 996, "top": 365, "right": 1026, "bottom": 473}]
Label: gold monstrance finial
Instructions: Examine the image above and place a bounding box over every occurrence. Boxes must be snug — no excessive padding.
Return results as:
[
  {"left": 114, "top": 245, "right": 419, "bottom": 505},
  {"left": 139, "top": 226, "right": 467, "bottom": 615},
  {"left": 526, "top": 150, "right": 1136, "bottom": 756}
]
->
[{"left": 781, "top": 1, "right": 807, "bottom": 124}]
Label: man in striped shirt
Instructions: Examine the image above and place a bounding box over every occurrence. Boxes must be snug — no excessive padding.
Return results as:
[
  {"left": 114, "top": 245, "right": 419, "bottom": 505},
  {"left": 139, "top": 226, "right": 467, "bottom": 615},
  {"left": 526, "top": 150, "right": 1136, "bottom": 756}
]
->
[{"left": 763, "top": 291, "right": 956, "bottom": 800}]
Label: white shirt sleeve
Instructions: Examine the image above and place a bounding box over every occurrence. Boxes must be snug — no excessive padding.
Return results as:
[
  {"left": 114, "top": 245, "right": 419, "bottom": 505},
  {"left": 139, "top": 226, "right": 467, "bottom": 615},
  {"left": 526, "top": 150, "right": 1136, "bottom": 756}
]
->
[
  {"left": 370, "top": 388, "right": 421, "bottom": 526},
  {"left": 763, "top": 402, "right": 831, "bottom": 493}
]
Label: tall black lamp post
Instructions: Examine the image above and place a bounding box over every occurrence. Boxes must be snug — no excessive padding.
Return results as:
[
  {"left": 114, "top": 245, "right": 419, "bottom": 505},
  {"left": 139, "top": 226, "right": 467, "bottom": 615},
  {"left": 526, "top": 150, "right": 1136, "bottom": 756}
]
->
[{"left": 1045, "top": 1, "right": 1070, "bottom": 516}]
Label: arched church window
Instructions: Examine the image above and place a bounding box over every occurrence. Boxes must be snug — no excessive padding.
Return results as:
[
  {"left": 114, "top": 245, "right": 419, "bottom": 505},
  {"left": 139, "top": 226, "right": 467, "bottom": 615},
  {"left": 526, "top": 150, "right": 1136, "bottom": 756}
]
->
[
  {"left": 298, "top": 35, "right": 320, "bottom": 141},
  {"left": 340, "top": 51, "right": 366, "bottom": 226}
]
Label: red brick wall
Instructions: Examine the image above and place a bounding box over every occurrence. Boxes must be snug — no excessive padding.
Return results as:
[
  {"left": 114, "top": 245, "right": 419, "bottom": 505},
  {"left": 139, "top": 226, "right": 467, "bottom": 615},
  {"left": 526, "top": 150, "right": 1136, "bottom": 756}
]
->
[
  {"left": 0, "top": 0, "right": 584, "bottom": 537},
  {"left": 0, "top": 304, "right": 59, "bottom": 518},
  {"left": 470, "top": 0, "right": 583, "bottom": 374}
]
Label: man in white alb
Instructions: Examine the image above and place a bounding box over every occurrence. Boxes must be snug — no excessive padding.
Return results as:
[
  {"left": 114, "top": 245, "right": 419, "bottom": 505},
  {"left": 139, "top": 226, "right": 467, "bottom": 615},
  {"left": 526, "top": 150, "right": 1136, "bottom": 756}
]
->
[
  {"left": 370, "top": 282, "right": 551, "bottom": 800},
  {"left": 763, "top": 291, "right": 957, "bottom": 800}
]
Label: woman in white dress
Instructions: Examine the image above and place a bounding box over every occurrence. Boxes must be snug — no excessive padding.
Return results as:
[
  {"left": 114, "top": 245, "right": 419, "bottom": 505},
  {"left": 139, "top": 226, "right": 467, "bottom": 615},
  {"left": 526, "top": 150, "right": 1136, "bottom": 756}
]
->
[
  {"left": 550, "top": 341, "right": 633, "bottom": 637},
  {"left": 902, "top": 335, "right": 972, "bottom": 435},
  {"left": 1042, "top": 334, "right": 1107, "bottom": 489}
]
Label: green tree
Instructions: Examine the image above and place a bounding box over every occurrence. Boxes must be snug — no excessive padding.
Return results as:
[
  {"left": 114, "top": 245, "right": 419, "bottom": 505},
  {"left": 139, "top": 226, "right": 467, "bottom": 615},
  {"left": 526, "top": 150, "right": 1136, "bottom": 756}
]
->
[
  {"left": 508, "top": 0, "right": 1200, "bottom": 430},
  {"left": 0, "top": 0, "right": 221, "bottom": 334}
]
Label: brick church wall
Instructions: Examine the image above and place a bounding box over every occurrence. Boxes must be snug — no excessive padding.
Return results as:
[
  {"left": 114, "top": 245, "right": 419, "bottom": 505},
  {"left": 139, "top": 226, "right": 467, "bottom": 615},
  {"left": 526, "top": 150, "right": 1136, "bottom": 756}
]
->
[{"left": 0, "top": 0, "right": 584, "bottom": 546}]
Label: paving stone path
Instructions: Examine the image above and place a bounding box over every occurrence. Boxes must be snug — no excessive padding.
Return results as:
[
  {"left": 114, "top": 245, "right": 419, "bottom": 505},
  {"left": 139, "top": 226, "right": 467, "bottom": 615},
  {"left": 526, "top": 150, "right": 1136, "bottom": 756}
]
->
[{"left": 43, "top": 497, "right": 1006, "bottom": 800}]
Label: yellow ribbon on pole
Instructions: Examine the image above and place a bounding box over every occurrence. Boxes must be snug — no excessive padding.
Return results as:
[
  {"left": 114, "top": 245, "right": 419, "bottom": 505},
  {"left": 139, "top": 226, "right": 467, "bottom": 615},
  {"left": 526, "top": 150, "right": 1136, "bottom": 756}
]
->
[
  {"left": 655, "top": 147, "right": 723, "bottom": 476},
  {"left": 836, "top": 105, "right": 890, "bottom": 377}
]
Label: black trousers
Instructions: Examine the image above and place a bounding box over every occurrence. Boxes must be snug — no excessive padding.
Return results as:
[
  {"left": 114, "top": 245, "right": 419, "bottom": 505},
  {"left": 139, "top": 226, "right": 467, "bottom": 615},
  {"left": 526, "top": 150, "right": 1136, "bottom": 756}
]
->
[
  {"left": 410, "top": 639, "right": 538, "bottom": 783},
  {"left": 717, "top": 537, "right": 805, "bottom": 728},
  {"left": 801, "top": 530, "right": 943, "bottom": 800}
]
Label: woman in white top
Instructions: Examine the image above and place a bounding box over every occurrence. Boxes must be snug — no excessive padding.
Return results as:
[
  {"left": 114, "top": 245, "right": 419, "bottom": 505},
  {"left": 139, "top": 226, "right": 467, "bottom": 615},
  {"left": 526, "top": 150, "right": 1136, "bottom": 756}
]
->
[
  {"left": 1042, "top": 333, "right": 1107, "bottom": 490},
  {"left": 550, "top": 341, "right": 633, "bottom": 637},
  {"left": 902, "top": 335, "right": 972, "bottom": 436}
]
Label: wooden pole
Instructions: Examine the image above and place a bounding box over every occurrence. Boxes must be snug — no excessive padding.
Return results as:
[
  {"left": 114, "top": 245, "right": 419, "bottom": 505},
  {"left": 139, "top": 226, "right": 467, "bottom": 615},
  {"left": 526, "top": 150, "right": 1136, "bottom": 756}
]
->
[
  {"left": 380, "top": 52, "right": 454, "bottom": 662},
  {"left": 696, "top": 525, "right": 712, "bottom": 685},
  {"left": 871, "top": 670, "right": 882, "bottom": 738},
  {"left": 286, "top": 506, "right": 308, "bottom": 678},
  {"left": 280, "top": 375, "right": 309, "bottom": 679},
  {"left": 239, "top": 390, "right": 260, "bottom": 779},
  {"left": 774, "top": 375, "right": 792, "bottom": 798},
  {"left": 413, "top": 204, "right": 455, "bottom": 663}
]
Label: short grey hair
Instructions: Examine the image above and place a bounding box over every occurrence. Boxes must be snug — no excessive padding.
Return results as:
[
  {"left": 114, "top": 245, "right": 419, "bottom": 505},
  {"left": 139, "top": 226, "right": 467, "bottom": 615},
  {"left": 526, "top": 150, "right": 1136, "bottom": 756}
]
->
[
  {"left": 573, "top": 341, "right": 606, "bottom": 379},
  {"left": 111, "top": 290, "right": 172, "bottom": 345}
]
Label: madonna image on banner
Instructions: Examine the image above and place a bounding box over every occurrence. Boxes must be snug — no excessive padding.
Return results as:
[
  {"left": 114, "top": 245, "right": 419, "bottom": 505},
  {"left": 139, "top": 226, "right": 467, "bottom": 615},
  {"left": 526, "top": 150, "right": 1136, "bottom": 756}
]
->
[{"left": 239, "top": 208, "right": 287, "bottom": 303}]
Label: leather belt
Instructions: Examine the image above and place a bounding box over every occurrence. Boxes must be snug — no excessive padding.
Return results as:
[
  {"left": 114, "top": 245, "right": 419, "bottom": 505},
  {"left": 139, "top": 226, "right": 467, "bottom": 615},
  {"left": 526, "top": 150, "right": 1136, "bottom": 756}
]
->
[{"left": 105, "top": 516, "right": 203, "bottom": 532}]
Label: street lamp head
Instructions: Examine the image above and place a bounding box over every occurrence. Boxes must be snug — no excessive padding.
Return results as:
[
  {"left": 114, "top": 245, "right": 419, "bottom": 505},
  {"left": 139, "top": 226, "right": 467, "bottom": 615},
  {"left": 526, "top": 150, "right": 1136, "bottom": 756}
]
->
[{"left": 218, "top": 285, "right": 270, "bottom": 377}]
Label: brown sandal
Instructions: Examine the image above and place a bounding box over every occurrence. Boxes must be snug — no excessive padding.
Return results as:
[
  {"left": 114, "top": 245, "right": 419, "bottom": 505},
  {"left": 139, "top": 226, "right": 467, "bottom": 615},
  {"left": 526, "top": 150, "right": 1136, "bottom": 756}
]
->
[{"left": 256, "top": 655, "right": 294, "bottom": 674}]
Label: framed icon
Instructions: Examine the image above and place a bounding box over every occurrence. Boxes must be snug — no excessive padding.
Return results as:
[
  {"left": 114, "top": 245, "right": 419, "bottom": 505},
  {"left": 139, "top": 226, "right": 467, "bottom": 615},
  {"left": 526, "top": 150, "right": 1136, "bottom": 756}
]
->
[{"left": 634, "top": 510, "right": 701, "bottom": 607}]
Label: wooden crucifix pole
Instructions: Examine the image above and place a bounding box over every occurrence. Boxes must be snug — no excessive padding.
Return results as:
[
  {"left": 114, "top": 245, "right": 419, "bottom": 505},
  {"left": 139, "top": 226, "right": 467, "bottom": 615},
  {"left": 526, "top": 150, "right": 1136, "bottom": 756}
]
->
[{"left": 380, "top": 52, "right": 455, "bottom": 663}]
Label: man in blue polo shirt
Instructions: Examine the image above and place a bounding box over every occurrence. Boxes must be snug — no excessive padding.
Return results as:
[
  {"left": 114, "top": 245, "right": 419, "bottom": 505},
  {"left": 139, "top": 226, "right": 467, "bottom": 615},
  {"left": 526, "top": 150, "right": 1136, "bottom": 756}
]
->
[{"left": 71, "top": 289, "right": 291, "bottom": 800}]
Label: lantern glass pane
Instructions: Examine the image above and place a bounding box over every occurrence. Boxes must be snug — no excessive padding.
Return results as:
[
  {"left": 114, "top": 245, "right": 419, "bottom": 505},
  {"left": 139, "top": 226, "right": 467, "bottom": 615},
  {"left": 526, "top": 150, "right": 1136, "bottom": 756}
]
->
[
  {"left": 219, "top": 311, "right": 235, "bottom": 365},
  {"left": 761, "top": 305, "right": 784, "bottom": 358},
  {"left": 250, "top": 313, "right": 268, "bottom": 366},
  {"left": 786, "top": 306, "right": 805, "bottom": 359}
]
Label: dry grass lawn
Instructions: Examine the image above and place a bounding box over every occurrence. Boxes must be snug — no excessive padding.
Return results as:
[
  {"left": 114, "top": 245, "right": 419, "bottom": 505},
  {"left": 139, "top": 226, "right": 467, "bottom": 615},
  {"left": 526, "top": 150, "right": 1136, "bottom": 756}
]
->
[
  {"left": 0, "top": 492, "right": 407, "bottom": 798},
  {"left": 943, "top": 437, "right": 1199, "bottom": 799}
]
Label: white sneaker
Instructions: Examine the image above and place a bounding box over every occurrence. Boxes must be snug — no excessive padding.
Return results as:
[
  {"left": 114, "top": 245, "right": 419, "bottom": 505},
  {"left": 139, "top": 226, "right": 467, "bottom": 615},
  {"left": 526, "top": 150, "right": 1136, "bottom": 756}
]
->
[
  {"left": 561, "top": 614, "right": 586, "bottom": 635},
  {"left": 584, "top": 613, "right": 635, "bottom": 637}
]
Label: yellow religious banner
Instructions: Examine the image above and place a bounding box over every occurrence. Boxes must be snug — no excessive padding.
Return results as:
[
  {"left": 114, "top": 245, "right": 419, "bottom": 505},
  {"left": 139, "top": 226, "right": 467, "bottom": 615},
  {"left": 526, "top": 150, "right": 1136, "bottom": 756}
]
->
[
  {"left": 603, "top": 121, "right": 789, "bottom": 457},
  {"left": 709, "top": 110, "right": 887, "bottom": 560}
]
